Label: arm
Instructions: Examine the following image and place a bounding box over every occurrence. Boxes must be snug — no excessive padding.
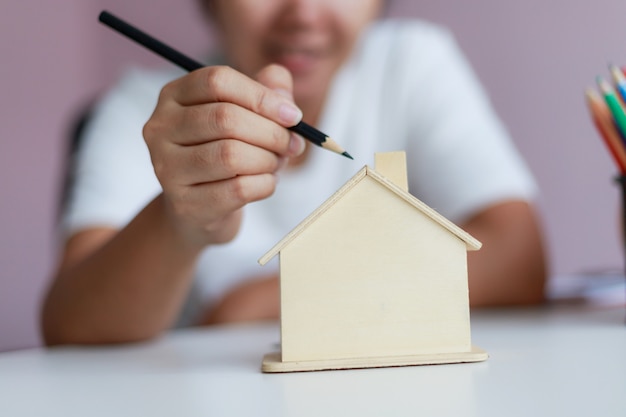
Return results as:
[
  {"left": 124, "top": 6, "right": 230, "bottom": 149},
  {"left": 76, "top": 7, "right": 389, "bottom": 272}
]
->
[
  {"left": 42, "top": 196, "right": 203, "bottom": 345},
  {"left": 199, "top": 273, "right": 280, "bottom": 325},
  {"left": 42, "top": 65, "right": 305, "bottom": 345},
  {"left": 462, "top": 200, "right": 547, "bottom": 307}
]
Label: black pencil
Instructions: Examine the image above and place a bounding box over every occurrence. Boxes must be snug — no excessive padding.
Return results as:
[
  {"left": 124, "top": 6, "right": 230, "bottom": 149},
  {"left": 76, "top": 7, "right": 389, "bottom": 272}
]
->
[{"left": 98, "top": 11, "right": 353, "bottom": 160}]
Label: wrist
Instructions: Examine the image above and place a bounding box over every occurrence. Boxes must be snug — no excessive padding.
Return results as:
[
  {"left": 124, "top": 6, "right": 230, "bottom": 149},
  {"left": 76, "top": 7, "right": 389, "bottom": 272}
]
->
[{"left": 151, "top": 194, "right": 209, "bottom": 255}]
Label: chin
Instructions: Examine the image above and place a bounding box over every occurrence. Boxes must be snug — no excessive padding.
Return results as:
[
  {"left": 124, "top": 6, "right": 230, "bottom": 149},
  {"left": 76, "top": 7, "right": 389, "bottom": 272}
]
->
[
  {"left": 293, "top": 84, "right": 319, "bottom": 105},
  {"left": 294, "top": 74, "right": 332, "bottom": 102}
]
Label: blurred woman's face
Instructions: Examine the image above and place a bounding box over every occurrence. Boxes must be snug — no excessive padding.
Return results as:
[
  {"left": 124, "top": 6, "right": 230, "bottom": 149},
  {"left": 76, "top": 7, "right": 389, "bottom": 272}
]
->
[{"left": 209, "top": 0, "right": 382, "bottom": 106}]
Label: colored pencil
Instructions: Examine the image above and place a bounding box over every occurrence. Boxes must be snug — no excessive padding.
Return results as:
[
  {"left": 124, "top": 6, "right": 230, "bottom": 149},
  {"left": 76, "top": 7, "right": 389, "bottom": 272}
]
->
[
  {"left": 586, "top": 88, "right": 626, "bottom": 173},
  {"left": 597, "top": 77, "right": 626, "bottom": 141},
  {"left": 98, "top": 11, "right": 353, "bottom": 160},
  {"left": 610, "top": 65, "right": 626, "bottom": 105}
]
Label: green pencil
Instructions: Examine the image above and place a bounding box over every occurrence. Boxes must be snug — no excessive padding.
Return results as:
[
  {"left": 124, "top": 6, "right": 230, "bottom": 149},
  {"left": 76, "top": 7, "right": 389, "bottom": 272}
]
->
[{"left": 597, "top": 76, "right": 626, "bottom": 139}]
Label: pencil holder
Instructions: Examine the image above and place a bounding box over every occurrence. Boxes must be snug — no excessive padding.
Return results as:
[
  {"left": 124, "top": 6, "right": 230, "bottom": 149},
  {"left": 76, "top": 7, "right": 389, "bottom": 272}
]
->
[{"left": 615, "top": 175, "right": 626, "bottom": 319}]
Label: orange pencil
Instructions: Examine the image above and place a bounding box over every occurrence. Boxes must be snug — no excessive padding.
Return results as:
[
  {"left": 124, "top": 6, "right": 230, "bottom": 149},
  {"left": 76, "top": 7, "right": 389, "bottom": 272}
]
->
[{"left": 586, "top": 88, "right": 626, "bottom": 173}]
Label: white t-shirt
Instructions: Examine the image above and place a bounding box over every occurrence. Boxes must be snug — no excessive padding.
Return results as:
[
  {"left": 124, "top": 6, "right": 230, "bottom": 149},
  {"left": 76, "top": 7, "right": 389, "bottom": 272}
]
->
[{"left": 63, "top": 19, "right": 537, "bottom": 323}]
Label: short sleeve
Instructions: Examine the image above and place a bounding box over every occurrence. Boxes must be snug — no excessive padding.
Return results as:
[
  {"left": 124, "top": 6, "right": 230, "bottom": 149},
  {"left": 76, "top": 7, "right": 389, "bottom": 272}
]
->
[
  {"left": 389, "top": 23, "right": 538, "bottom": 223},
  {"left": 60, "top": 68, "right": 181, "bottom": 239}
]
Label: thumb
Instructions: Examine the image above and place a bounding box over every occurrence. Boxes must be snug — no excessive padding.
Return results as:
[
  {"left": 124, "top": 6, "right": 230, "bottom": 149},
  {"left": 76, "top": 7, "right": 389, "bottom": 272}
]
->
[
  {"left": 255, "top": 64, "right": 306, "bottom": 157},
  {"left": 255, "top": 64, "right": 295, "bottom": 102}
]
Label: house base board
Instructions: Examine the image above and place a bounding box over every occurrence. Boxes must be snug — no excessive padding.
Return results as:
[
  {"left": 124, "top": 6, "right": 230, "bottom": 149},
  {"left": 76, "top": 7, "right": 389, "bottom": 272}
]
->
[{"left": 261, "top": 346, "right": 488, "bottom": 373}]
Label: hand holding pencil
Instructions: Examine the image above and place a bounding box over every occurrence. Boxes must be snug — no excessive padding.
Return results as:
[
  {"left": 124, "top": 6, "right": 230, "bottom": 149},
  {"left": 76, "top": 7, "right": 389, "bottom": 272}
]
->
[
  {"left": 97, "top": 10, "right": 353, "bottom": 248},
  {"left": 144, "top": 64, "right": 309, "bottom": 246},
  {"left": 98, "top": 11, "right": 352, "bottom": 160}
]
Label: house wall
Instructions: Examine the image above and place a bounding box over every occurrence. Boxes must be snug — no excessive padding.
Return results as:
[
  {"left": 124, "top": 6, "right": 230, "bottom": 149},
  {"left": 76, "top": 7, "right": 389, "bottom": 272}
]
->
[{"left": 280, "top": 176, "right": 471, "bottom": 362}]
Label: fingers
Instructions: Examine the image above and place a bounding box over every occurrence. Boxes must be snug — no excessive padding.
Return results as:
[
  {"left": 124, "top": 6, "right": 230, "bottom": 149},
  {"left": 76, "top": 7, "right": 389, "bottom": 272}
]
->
[
  {"left": 174, "top": 174, "right": 278, "bottom": 229},
  {"left": 166, "top": 65, "right": 302, "bottom": 128},
  {"left": 169, "top": 102, "right": 293, "bottom": 153},
  {"left": 196, "top": 174, "right": 278, "bottom": 211},
  {"left": 156, "top": 139, "right": 283, "bottom": 186},
  {"left": 149, "top": 64, "right": 305, "bottom": 157},
  {"left": 146, "top": 100, "right": 302, "bottom": 186},
  {"left": 143, "top": 64, "right": 305, "bottom": 247},
  {"left": 255, "top": 65, "right": 307, "bottom": 155}
]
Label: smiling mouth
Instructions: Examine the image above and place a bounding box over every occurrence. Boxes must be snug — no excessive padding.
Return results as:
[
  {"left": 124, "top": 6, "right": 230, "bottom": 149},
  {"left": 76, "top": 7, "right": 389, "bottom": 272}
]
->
[{"left": 267, "top": 46, "right": 326, "bottom": 75}]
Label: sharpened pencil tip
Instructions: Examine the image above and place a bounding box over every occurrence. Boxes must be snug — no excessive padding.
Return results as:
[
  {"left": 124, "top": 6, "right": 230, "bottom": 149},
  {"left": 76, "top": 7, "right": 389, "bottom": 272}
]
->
[
  {"left": 611, "top": 65, "right": 626, "bottom": 83},
  {"left": 342, "top": 152, "right": 354, "bottom": 160},
  {"left": 597, "top": 76, "right": 611, "bottom": 92}
]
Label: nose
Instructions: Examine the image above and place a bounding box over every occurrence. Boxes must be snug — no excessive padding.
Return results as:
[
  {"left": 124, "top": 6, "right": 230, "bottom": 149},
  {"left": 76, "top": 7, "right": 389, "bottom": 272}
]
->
[{"left": 281, "top": 0, "right": 324, "bottom": 27}]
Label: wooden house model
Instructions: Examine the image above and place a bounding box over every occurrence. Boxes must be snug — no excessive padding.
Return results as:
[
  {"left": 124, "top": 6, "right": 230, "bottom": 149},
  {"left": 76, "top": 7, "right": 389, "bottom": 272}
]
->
[{"left": 259, "top": 152, "right": 488, "bottom": 372}]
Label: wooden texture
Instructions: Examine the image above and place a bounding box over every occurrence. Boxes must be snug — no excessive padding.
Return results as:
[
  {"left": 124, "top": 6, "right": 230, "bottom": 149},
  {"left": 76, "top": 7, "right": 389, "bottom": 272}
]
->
[
  {"left": 258, "top": 166, "right": 481, "bottom": 266},
  {"left": 262, "top": 346, "right": 488, "bottom": 373},
  {"left": 259, "top": 152, "right": 484, "bottom": 371},
  {"left": 375, "top": 151, "right": 409, "bottom": 192}
]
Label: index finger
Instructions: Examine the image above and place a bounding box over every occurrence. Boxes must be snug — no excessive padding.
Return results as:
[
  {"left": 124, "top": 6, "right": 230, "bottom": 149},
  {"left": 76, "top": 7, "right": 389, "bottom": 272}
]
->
[{"left": 166, "top": 66, "right": 303, "bottom": 128}]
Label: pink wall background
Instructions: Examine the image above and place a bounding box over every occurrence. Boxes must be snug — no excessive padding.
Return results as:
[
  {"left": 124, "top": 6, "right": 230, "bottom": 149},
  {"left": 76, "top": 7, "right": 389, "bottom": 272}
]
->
[{"left": 2, "top": 0, "right": 625, "bottom": 352}]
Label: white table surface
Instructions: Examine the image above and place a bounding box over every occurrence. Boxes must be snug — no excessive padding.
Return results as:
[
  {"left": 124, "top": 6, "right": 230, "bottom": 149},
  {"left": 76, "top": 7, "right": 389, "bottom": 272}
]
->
[{"left": 1, "top": 304, "right": 625, "bottom": 417}]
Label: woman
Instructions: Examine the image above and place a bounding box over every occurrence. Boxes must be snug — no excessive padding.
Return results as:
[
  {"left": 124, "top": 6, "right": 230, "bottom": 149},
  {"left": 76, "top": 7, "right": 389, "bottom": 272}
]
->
[{"left": 42, "top": 0, "right": 547, "bottom": 345}]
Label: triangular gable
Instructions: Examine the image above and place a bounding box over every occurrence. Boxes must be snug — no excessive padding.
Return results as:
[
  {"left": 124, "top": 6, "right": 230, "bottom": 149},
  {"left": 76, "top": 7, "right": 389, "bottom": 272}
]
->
[{"left": 258, "top": 165, "right": 481, "bottom": 266}]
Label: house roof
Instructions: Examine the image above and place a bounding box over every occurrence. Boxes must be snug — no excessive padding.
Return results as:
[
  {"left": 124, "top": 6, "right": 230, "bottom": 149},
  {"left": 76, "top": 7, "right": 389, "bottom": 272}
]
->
[{"left": 258, "top": 165, "right": 482, "bottom": 266}]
